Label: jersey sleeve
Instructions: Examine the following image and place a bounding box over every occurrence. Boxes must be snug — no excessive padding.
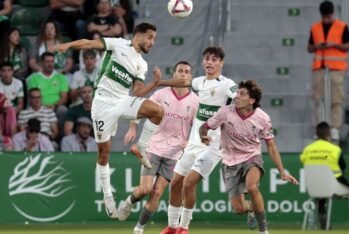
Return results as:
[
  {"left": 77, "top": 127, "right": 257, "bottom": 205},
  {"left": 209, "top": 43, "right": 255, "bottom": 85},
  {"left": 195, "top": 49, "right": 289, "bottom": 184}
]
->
[
  {"left": 206, "top": 107, "right": 228, "bottom": 130},
  {"left": 259, "top": 115, "right": 274, "bottom": 140},
  {"left": 191, "top": 78, "right": 200, "bottom": 92},
  {"left": 135, "top": 61, "right": 147, "bottom": 82},
  {"left": 102, "top": 37, "right": 123, "bottom": 51},
  {"left": 225, "top": 79, "right": 238, "bottom": 99}
]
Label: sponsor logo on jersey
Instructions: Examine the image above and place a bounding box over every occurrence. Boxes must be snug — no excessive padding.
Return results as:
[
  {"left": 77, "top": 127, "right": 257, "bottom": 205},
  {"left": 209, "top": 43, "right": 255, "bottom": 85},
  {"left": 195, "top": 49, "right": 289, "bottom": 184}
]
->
[
  {"left": 196, "top": 103, "right": 220, "bottom": 121},
  {"left": 105, "top": 61, "right": 135, "bottom": 89},
  {"left": 166, "top": 112, "right": 190, "bottom": 120}
]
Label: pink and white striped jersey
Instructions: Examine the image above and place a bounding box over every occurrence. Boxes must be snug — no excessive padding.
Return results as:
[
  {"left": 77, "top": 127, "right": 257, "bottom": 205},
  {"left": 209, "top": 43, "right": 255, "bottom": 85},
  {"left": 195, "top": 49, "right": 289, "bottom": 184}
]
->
[
  {"left": 207, "top": 105, "right": 274, "bottom": 166},
  {"left": 147, "top": 87, "right": 199, "bottom": 160}
]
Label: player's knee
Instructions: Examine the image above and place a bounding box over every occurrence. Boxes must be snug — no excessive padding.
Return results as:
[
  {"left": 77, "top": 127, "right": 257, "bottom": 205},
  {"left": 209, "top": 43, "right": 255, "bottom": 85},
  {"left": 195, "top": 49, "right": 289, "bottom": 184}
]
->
[
  {"left": 183, "top": 177, "right": 195, "bottom": 191},
  {"left": 233, "top": 204, "right": 245, "bottom": 215},
  {"left": 150, "top": 187, "right": 163, "bottom": 200},
  {"left": 139, "top": 184, "right": 152, "bottom": 196},
  {"left": 246, "top": 183, "right": 260, "bottom": 195},
  {"left": 171, "top": 176, "right": 183, "bottom": 191}
]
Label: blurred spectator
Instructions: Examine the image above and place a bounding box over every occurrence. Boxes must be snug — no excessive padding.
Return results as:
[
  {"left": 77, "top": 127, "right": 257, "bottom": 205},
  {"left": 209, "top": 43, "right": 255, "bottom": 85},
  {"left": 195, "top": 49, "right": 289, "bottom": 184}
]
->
[
  {"left": 0, "top": 28, "right": 28, "bottom": 79},
  {"left": 29, "top": 20, "right": 73, "bottom": 74},
  {"left": 87, "top": 0, "right": 123, "bottom": 38},
  {"left": 79, "top": 31, "right": 103, "bottom": 69},
  {"left": 18, "top": 88, "right": 59, "bottom": 141},
  {"left": 300, "top": 121, "right": 349, "bottom": 229},
  {"left": 71, "top": 50, "right": 98, "bottom": 105},
  {"left": 0, "top": 62, "right": 24, "bottom": 114},
  {"left": 61, "top": 117, "right": 96, "bottom": 152},
  {"left": 64, "top": 85, "right": 92, "bottom": 136},
  {"left": 0, "top": 0, "right": 12, "bottom": 43},
  {"left": 12, "top": 118, "right": 54, "bottom": 152},
  {"left": 48, "top": 0, "right": 87, "bottom": 40},
  {"left": 0, "top": 93, "right": 16, "bottom": 137},
  {"left": 0, "top": 121, "right": 12, "bottom": 151},
  {"left": 307, "top": 0, "right": 349, "bottom": 142},
  {"left": 111, "top": 0, "right": 136, "bottom": 37}
]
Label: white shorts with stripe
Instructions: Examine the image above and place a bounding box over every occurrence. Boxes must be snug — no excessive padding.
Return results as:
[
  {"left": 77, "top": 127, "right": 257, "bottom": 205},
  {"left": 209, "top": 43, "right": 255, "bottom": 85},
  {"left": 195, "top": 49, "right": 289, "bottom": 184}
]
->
[
  {"left": 91, "top": 91, "right": 146, "bottom": 143},
  {"left": 174, "top": 143, "right": 222, "bottom": 179}
]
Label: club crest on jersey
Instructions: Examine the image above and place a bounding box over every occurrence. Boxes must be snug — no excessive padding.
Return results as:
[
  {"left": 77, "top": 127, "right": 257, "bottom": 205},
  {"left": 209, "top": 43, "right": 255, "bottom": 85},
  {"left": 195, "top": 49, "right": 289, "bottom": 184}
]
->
[
  {"left": 210, "top": 88, "right": 215, "bottom": 96},
  {"left": 186, "top": 106, "right": 190, "bottom": 112}
]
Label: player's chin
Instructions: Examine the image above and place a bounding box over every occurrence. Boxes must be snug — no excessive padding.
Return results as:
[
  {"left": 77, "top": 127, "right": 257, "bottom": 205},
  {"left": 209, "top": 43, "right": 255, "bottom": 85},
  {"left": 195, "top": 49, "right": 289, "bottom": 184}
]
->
[{"left": 141, "top": 47, "right": 150, "bottom": 54}]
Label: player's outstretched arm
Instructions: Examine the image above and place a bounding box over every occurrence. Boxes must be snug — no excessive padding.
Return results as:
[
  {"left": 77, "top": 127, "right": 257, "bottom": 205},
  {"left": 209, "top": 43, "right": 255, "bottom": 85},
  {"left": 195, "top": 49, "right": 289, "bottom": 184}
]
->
[
  {"left": 157, "top": 77, "right": 191, "bottom": 88},
  {"left": 132, "top": 67, "right": 161, "bottom": 97},
  {"left": 49, "top": 39, "right": 104, "bottom": 53},
  {"left": 265, "top": 139, "right": 299, "bottom": 185}
]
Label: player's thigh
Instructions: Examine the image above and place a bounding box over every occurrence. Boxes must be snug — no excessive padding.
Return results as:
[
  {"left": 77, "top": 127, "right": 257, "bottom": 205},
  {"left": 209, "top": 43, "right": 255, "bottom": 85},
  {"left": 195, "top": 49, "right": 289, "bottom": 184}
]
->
[
  {"left": 142, "top": 153, "right": 161, "bottom": 177},
  {"left": 222, "top": 164, "right": 246, "bottom": 199},
  {"left": 245, "top": 166, "right": 262, "bottom": 190},
  {"left": 136, "top": 99, "right": 164, "bottom": 119},
  {"left": 119, "top": 96, "right": 147, "bottom": 120},
  {"left": 158, "top": 157, "right": 177, "bottom": 181},
  {"left": 91, "top": 97, "right": 119, "bottom": 143},
  {"left": 174, "top": 144, "right": 204, "bottom": 177},
  {"left": 184, "top": 170, "right": 202, "bottom": 187},
  {"left": 139, "top": 175, "right": 155, "bottom": 192},
  {"left": 191, "top": 148, "right": 221, "bottom": 179}
]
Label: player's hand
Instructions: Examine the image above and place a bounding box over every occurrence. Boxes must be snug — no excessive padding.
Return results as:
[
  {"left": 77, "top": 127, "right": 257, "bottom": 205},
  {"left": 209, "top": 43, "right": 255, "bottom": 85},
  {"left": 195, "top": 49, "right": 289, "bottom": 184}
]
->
[
  {"left": 48, "top": 43, "right": 70, "bottom": 53},
  {"left": 180, "top": 141, "right": 188, "bottom": 150},
  {"left": 152, "top": 67, "right": 161, "bottom": 84},
  {"left": 200, "top": 136, "right": 212, "bottom": 146},
  {"left": 124, "top": 128, "right": 136, "bottom": 144},
  {"left": 280, "top": 172, "right": 299, "bottom": 185}
]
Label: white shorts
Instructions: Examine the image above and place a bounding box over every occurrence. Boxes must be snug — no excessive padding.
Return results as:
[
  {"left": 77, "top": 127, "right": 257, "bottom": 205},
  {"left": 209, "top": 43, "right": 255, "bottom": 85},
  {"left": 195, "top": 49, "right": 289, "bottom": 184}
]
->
[
  {"left": 174, "top": 143, "right": 221, "bottom": 179},
  {"left": 91, "top": 93, "right": 146, "bottom": 143}
]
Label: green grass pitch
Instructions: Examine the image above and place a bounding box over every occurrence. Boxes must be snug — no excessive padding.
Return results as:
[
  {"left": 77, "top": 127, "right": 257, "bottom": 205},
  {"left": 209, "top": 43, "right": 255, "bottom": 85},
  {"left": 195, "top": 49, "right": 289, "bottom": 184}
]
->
[{"left": 0, "top": 223, "right": 348, "bottom": 234}]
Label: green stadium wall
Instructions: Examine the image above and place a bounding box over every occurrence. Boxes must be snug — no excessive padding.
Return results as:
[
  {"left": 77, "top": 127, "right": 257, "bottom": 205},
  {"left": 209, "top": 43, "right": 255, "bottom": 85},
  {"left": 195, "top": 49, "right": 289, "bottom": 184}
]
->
[{"left": 0, "top": 152, "right": 348, "bottom": 225}]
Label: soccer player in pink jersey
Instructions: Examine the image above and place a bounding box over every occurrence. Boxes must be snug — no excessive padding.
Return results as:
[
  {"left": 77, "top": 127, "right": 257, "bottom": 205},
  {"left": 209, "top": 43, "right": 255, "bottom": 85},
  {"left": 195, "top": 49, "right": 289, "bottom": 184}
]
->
[
  {"left": 199, "top": 80, "right": 299, "bottom": 234},
  {"left": 117, "top": 61, "right": 199, "bottom": 234}
]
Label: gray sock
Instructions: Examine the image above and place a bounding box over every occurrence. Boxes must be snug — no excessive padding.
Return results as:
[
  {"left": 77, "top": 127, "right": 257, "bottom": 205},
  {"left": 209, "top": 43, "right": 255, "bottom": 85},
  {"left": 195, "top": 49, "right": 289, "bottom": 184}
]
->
[
  {"left": 255, "top": 211, "right": 267, "bottom": 232},
  {"left": 136, "top": 207, "right": 153, "bottom": 229},
  {"left": 130, "top": 193, "right": 141, "bottom": 204}
]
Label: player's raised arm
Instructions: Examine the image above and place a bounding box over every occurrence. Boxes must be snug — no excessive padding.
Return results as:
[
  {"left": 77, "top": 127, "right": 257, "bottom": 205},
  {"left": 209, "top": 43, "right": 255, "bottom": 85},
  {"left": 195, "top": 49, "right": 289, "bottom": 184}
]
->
[
  {"left": 156, "top": 77, "right": 191, "bottom": 87},
  {"left": 48, "top": 39, "right": 104, "bottom": 53},
  {"left": 132, "top": 67, "right": 161, "bottom": 97}
]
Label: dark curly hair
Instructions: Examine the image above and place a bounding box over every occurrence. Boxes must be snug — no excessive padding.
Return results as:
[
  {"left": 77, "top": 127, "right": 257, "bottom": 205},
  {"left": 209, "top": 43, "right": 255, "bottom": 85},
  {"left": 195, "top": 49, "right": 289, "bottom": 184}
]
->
[{"left": 238, "top": 80, "right": 262, "bottom": 109}]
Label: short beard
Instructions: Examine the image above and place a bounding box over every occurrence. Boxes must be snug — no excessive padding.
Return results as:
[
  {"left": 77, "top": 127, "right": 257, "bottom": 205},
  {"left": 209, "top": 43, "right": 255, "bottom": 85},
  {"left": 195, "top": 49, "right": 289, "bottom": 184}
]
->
[{"left": 139, "top": 44, "right": 149, "bottom": 54}]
